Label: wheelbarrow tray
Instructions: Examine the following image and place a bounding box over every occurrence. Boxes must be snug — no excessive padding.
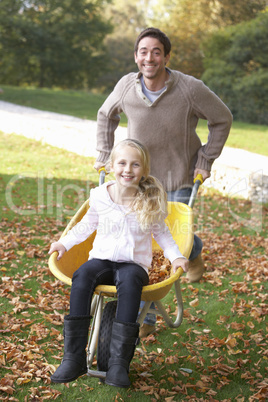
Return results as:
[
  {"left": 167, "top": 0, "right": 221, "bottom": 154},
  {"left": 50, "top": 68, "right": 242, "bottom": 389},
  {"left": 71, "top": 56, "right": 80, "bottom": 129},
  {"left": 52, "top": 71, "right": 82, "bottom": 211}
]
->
[{"left": 49, "top": 198, "right": 194, "bottom": 301}]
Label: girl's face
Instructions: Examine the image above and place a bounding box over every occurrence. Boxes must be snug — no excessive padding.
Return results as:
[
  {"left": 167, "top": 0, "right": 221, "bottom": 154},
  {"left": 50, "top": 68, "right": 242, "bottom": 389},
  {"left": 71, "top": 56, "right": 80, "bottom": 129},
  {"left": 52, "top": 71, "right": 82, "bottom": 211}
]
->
[{"left": 111, "top": 145, "right": 144, "bottom": 190}]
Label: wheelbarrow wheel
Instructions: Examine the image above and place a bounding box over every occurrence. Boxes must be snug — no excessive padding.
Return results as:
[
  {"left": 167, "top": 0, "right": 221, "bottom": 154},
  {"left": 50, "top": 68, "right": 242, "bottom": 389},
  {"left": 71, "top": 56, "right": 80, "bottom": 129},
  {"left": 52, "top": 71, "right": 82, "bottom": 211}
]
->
[{"left": 97, "top": 300, "right": 117, "bottom": 372}]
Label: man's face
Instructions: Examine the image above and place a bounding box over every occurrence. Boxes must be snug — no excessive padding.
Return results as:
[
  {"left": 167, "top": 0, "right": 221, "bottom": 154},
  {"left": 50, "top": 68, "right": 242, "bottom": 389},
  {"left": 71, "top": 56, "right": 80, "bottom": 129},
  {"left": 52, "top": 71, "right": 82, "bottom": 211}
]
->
[{"left": 134, "top": 36, "right": 170, "bottom": 80}]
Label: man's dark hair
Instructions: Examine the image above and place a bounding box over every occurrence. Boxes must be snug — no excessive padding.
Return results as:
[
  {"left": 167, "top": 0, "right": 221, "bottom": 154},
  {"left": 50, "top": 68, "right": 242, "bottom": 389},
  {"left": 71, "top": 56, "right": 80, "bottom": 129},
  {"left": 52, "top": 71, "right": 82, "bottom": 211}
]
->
[{"left": 134, "top": 27, "right": 171, "bottom": 56}]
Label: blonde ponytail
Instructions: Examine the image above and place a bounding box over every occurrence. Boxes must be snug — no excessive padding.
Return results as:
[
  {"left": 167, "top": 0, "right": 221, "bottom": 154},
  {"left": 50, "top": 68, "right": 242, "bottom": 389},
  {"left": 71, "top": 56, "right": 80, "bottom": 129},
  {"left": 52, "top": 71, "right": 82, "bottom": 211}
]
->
[{"left": 131, "top": 175, "right": 167, "bottom": 230}]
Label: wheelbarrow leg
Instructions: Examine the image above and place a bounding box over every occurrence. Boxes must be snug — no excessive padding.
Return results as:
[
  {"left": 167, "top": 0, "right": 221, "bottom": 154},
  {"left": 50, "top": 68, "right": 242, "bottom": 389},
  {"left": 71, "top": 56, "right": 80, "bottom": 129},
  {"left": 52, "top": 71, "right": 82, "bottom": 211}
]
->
[
  {"left": 154, "top": 279, "right": 184, "bottom": 328},
  {"left": 87, "top": 294, "right": 104, "bottom": 372},
  {"left": 136, "top": 301, "right": 152, "bottom": 324},
  {"left": 87, "top": 298, "right": 117, "bottom": 381}
]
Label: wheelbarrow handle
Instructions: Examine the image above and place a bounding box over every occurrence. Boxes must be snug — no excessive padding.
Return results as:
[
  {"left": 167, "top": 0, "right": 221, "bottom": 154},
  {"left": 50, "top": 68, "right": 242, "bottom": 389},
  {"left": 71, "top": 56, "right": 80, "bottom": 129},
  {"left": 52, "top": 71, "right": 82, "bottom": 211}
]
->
[
  {"left": 188, "top": 173, "right": 203, "bottom": 209},
  {"left": 98, "top": 168, "right": 107, "bottom": 186}
]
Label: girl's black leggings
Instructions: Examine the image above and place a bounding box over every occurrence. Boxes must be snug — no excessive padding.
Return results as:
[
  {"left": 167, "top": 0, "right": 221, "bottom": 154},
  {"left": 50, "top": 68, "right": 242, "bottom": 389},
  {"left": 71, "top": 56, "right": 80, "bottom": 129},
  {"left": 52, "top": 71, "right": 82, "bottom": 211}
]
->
[{"left": 69, "top": 258, "right": 149, "bottom": 323}]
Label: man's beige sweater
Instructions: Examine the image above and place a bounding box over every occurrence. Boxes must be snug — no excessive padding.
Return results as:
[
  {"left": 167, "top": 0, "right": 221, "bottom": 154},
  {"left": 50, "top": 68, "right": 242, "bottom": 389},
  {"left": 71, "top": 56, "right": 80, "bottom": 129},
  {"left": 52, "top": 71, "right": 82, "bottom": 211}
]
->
[{"left": 96, "top": 69, "right": 233, "bottom": 192}]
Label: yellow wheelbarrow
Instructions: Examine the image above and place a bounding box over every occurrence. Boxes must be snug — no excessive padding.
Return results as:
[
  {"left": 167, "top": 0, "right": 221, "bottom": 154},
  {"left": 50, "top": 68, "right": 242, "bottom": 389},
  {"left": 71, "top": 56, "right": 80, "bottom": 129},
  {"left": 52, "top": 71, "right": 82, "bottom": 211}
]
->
[{"left": 48, "top": 171, "right": 202, "bottom": 380}]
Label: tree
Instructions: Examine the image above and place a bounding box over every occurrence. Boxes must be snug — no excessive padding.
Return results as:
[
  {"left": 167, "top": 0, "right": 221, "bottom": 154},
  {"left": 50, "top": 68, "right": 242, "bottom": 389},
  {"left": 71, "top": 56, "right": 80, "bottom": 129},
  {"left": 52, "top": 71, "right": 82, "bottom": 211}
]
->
[
  {"left": 147, "top": 0, "right": 268, "bottom": 78},
  {"left": 213, "top": 0, "right": 268, "bottom": 25},
  {"left": 0, "top": 0, "right": 112, "bottom": 88},
  {"left": 201, "top": 12, "right": 268, "bottom": 124},
  {"left": 95, "top": 0, "right": 148, "bottom": 91}
]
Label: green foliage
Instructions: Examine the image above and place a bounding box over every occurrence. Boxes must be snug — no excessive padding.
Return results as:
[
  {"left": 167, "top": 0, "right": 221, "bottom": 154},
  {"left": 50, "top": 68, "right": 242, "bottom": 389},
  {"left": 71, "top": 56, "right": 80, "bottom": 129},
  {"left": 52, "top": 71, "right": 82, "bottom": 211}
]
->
[
  {"left": 95, "top": 0, "right": 147, "bottom": 91},
  {"left": 201, "top": 11, "right": 268, "bottom": 124},
  {"left": 147, "top": 0, "right": 267, "bottom": 78},
  {"left": 212, "top": 0, "right": 268, "bottom": 26},
  {"left": 0, "top": 0, "right": 112, "bottom": 88},
  {"left": 2, "top": 0, "right": 267, "bottom": 92}
]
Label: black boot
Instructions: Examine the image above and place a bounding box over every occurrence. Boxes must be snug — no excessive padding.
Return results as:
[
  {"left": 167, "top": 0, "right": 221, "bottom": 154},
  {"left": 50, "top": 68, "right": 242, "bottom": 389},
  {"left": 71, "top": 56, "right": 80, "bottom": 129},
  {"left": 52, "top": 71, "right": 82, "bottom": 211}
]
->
[
  {"left": 51, "top": 315, "right": 91, "bottom": 383},
  {"left": 105, "top": 320, "right": 139, "bottom": 388}
]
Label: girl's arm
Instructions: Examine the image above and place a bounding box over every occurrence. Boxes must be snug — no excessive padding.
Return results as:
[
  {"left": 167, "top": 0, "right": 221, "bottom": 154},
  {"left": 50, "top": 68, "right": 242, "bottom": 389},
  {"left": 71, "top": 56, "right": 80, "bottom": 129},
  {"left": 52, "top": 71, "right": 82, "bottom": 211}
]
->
[
  {"left": 48, "top": 193, "right": 99, "bottom": 257},
  {"left": 48, "top": 208, "right": 97, "bottom": 260},
  {"left": 152, "top": 222, "right": 188, "bottom": 272}
]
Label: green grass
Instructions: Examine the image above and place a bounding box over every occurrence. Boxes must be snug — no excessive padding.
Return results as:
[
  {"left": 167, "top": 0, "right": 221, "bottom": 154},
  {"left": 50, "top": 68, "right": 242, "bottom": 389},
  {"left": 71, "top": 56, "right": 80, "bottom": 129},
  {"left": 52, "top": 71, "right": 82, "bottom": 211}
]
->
[
  {"left": 1, "top": 84, "right": 267, "bottom": 155},
  {"left": 0, "top": 85, "right": 107, "bottom": 121},
  {"left": 195, "top": 119, "right": 268, "bottom": 155},
  {"left": 0, "top": 131, "right": 267, "bottom": 401}
]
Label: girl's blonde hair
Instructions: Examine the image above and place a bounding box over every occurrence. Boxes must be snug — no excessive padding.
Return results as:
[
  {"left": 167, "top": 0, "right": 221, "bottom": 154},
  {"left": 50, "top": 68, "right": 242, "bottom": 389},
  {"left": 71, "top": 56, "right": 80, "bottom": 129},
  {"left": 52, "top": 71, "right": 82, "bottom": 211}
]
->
[{"left": 109, "top": 139, "right": 167, "bottom": 229}]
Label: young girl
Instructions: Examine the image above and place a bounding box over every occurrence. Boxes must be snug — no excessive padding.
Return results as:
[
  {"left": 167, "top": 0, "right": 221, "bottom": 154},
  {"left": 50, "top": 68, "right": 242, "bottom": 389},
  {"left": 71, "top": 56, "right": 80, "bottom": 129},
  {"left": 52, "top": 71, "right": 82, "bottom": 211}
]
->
[{"left": 48, "top": 139, "right": 188, "bottom": 388}]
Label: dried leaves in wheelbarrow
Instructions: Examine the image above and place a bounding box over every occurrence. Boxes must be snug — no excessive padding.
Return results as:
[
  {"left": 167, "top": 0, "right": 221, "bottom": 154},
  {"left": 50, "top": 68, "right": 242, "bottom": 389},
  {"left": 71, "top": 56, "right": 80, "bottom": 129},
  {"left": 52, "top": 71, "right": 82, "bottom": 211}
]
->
[{"left": 148, "top": 250, "right": 172, "bottom": 285}]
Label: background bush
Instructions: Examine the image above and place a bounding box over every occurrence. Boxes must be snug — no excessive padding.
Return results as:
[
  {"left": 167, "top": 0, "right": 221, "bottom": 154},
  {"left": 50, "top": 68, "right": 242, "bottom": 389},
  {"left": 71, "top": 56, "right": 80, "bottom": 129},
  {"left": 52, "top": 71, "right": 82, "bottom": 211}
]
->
[{"left": 201, "top": 12, "right": 268, "bottom": 124}]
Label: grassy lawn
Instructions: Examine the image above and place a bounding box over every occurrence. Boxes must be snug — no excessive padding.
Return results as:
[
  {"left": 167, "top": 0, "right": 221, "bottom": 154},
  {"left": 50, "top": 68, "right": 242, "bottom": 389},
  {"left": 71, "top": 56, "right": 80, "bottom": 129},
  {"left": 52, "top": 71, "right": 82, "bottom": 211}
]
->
[
  {"left": 1, "top": 84, "right": 268, "bottom": 156},
  {"left": 0, "top": 131, "right": 267, "bottom": 401}
]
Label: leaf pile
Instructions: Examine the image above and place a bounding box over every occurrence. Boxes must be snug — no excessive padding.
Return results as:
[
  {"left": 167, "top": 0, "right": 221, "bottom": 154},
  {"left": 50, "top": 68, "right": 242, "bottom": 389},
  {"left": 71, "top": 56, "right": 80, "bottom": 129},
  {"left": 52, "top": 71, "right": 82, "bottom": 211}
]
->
[
  {"left": 0, "top": 195, "right": 267, "bottom": 401},
  {"left": 149, "top": 251, "right": 172, "bottom": 285}
]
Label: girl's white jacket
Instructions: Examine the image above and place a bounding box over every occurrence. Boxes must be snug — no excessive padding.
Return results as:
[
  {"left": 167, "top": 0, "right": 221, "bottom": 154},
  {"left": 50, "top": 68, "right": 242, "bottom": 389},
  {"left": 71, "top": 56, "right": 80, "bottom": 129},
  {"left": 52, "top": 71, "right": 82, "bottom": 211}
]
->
[{"left": 60, "top": 181, "right": 184, "bottom": 273}]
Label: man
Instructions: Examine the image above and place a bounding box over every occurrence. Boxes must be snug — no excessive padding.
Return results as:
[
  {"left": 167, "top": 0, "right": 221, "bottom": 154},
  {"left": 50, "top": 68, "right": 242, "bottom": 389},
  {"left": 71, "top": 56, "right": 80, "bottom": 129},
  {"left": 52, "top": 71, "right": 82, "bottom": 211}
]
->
[{"left": 94, "top": 27, "right": 233, "bottom": 337}]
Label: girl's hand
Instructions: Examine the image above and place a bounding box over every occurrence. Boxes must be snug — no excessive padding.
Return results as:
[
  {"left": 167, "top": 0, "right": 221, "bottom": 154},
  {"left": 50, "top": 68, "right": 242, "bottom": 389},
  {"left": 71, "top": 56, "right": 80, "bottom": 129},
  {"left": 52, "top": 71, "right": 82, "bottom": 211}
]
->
[
  {"left": 48, "top": 241, "right": 66, "bottom": 260},
  {"left": 172, "top": 258, "right": 189, "bottom": 274}
]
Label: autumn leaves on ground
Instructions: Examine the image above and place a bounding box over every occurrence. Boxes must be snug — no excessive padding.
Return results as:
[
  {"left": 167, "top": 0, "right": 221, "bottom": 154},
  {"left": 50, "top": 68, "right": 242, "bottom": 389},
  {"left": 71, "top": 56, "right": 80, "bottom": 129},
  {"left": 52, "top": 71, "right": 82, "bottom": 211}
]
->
[{"left": 0, "top": 133, "right": 267, "bottom": 401}]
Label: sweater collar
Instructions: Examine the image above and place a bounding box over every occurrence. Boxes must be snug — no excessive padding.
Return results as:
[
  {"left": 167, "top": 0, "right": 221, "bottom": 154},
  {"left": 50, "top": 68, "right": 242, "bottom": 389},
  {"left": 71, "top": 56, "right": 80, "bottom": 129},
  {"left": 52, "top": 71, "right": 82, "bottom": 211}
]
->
[
  {"left": 135, "top": 68, "right": 175, "bottom": 106},
  {"left": 136, "top": 67, "right": 175, "bottom": 90}
]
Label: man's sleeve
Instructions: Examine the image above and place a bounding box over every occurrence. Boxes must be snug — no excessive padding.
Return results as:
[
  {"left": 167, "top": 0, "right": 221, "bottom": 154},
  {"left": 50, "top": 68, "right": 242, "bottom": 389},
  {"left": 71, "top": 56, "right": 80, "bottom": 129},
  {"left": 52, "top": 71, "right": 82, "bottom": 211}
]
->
[
  {"left": 95, "top": 79, "right": 125, "bottom": 164},
  {"left": 191, "top": 79, "right": 233, "bottom": 171}
]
